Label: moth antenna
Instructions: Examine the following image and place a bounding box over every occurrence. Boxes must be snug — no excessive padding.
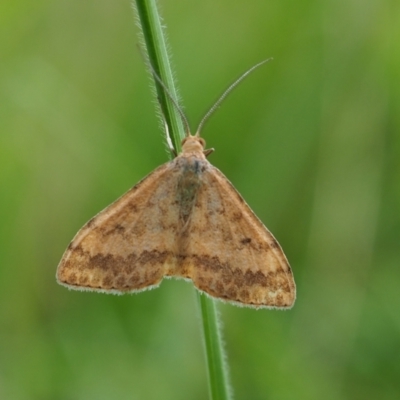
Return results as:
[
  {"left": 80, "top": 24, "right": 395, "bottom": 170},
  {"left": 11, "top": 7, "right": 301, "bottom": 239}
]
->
[
  {"left": 195, "top": 58, "right": 273, "bottom": 137},
  {"left": 146, "top": 62, "right": 191, "bottom": 137}
]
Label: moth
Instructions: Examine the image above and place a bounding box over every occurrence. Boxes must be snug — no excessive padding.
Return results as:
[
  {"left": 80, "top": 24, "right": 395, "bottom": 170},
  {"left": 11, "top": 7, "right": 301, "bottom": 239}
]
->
[{"left": 57, "top": 60, "right": 296, "bottom": 309}]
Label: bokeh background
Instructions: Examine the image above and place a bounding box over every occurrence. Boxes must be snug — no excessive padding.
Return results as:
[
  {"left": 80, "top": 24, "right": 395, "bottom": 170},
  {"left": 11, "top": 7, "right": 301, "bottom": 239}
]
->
[{"left": 1, "top": 0, "right": 399, "bottom": 399}]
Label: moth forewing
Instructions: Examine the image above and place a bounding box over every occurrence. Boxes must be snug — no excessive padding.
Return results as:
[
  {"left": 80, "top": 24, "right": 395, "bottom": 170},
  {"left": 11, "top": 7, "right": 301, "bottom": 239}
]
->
[{"left": 57, "top": 136, "right": 295, "bottom": 309}]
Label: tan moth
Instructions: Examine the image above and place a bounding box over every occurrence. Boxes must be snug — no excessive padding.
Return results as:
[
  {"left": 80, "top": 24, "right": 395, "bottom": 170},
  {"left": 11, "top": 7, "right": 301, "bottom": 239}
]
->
[{"left": 57, "top": 60, "right": 296, "bottom": 309}]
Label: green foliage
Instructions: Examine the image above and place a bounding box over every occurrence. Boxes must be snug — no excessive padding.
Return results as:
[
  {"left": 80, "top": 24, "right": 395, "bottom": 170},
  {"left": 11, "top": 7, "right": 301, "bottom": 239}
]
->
[{"left": 0, "top": 0, "right": 399, "bottom": 399}]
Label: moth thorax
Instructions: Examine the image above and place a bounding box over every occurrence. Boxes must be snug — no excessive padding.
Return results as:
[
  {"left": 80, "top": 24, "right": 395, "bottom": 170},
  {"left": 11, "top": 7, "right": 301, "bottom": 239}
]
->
[{"left": 181, "top": 136, "right": 206, "bottom": 154}]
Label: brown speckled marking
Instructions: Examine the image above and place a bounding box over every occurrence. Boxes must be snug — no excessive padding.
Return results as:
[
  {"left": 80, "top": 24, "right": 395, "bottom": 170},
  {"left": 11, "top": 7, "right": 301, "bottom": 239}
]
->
[
  {"left": 86, "top": 217, "right": 96, "bottom": 229},
  {"left": 269, "top": 237, "right": 280, "bottom": 249},
  {"left": 56, "top": 135, "right": 295, "bottom": 309},
  {"left": 104, "top": 224, "right": 125, "bottom": 237}
]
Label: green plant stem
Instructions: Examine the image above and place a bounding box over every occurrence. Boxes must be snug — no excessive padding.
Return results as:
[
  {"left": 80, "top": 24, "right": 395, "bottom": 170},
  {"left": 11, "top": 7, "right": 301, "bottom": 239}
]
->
[
  {"left": 133, "top": 1, "right": 232, "bottom": 399},
  {"left": 134, "top": 0, "right": 184, "bottom": 151},
  {"left": 198, "top": 293, "right": 231, "bottom": 400}
]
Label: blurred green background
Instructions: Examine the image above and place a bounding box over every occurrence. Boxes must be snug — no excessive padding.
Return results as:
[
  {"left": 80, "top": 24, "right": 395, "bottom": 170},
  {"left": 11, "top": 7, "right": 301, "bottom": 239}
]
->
[{"left": 1, "top": 0, "right": 399, "bottom": 399}]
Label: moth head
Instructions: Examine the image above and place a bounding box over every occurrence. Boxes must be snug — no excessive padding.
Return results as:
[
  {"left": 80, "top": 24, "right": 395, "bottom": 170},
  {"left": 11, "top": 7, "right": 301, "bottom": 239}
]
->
[{"left": 181, "top": 135, "right": 206, "bottom": 153}]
